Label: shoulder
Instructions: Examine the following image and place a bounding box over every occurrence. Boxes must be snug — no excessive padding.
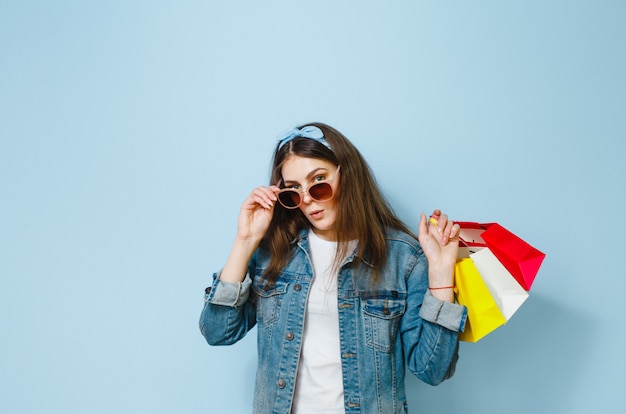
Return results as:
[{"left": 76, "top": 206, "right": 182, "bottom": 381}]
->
[{"left": 384, "top": 227, "right": 422, "bottom": 255}]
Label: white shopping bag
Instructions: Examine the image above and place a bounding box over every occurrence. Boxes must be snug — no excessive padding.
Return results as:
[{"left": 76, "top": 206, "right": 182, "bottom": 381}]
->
[{"left": 469, "top": 248, "right": 529, "bottom": 320}]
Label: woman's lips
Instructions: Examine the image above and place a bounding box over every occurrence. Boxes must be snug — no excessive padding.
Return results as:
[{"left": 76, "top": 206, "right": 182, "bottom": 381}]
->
[{"left": 309, "top": 209, "right": 324, "bottom": 219}]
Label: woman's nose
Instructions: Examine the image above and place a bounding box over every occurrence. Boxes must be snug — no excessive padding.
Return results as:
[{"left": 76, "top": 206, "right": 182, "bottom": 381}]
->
[{"left": 301, "top": 190, "right": 313, "bottom": 204}]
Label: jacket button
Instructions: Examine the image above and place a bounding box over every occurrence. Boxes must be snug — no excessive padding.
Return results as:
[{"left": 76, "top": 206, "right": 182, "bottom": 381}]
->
[
  {"left": 286, "top": 332, "right": 294, "bottom": 340},
  {"left": 383, "top": 308, "right": 391, "bottom": 315},
  {"left": 204, "top": 287, "right": 212, "bottom": 294},
  {"left": 277, "top": 379, "right": 286, "bottom": 388},
  {"left": 293, "top": 284, "right": 302, "bottom": 291}
]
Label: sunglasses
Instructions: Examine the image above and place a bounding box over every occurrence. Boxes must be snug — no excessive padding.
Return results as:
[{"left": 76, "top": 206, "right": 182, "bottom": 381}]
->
[{"left": 276, "top": 166, "right": 340, "bottom": 209}]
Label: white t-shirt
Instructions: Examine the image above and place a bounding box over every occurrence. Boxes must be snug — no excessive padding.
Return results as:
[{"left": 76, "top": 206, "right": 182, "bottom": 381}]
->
[{"left": 291, "top": 230, "right": 349, "bottom": 414}]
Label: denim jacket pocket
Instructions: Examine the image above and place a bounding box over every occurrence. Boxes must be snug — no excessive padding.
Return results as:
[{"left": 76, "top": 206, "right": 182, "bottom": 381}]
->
[
  {"left": 252, "top": 279, "right": 289, "bottom": 327},
  {"left": 363, "top": 296, "right": 406, "bottom": 352}
]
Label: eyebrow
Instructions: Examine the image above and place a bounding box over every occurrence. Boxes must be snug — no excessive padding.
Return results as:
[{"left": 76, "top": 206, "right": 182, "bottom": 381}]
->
[{"left": 283, "top": 168, "right": 329, "bottom": 185}]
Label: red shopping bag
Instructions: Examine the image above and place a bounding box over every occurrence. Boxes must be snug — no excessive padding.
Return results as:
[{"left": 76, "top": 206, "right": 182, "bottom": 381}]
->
[{"left": 457, "top": 222, "right": 545, "bottom": 291}]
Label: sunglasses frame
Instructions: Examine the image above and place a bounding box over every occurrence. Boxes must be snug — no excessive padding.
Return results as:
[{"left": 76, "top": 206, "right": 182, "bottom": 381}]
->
[{"left": 276, "top": 166, "right": 341, "bottom": 209}]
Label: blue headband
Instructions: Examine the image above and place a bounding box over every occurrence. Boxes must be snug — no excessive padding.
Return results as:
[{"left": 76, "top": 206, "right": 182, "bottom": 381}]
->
[{"left": 276, "top": 125, "right": 332, "bottom": 151}]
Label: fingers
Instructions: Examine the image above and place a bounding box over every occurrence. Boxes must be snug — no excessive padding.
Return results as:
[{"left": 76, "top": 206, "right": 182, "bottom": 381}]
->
[
  {"left": 449, "top": 222, "right": 460, "bottom": 240},
  {"left": 440, "top": 220, "right": 460, "bottom": 245},
  {"left": 418, "top": 213, "right": 428, "bottom": 239},
  {"left": 429, "top": 209, "right": 460, "bottom": 245},
  {"left": 246, "top": 186, "right": 278, "bottom": 210}
]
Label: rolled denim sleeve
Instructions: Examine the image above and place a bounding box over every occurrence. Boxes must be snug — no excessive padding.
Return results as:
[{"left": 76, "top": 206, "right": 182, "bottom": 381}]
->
[
  {"left": 419, "top": 291, "right": 467, "bottom": 332},
  {"left": 200, "top": 272, "right": 256, "bottom": 346},
  {"left": 206, "top": 272, "right": 252, "bottom": 308}
]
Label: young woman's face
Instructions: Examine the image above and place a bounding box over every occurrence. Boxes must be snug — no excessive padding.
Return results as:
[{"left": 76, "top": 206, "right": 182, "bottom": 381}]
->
[{"left": 280, "top": 155, "right": 340, "bottom": 241}]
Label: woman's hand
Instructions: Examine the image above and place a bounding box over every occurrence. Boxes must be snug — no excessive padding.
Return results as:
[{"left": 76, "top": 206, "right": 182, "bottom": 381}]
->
[
  {"left": 236, "top": 186, "right": 279, "bottom": 242},
  {"left": 219, "top": 186, "right": 279, "bottom": 284},
  {"left": 418, "top": 209, "right": 461, "bottom": 302}
]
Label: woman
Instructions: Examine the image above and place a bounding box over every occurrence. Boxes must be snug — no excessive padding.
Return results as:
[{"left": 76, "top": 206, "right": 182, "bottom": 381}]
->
[{"left": 200, "top": 122, "right": 467, "bottom": 413}]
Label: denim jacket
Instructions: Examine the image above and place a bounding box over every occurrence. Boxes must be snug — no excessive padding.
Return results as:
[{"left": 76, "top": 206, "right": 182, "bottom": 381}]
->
[{"left": 200, "top": 228, "right": 467, "bottom": 414}]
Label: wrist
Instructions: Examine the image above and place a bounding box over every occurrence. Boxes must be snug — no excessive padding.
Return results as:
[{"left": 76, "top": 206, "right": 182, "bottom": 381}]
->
[
  {"left": 428, "top": 265, "right": 454, "bottom": 285},
  {"left": 427, "top": 264, "right": 455, "bottom": 303},
  {"left": 234, "top": 234, "right": 263, "bottom": 248},
  {"left": 429, "top": 285, "right": 455, "bottom": 290},
  {"left": 428, "top": 285, "right": 455, "bottom": 303}
]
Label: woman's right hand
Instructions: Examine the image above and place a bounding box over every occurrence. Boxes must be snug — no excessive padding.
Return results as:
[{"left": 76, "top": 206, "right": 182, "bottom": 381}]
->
[
  {"left": 220, "top": 186, "right": 279, "bottom": 284},
  {"left": 236, "top": 186, "right": 279, "bottom": 242}
]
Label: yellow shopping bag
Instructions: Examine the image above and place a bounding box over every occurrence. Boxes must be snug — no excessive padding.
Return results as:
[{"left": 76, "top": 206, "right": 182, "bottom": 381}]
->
[{"left": 455, "top": 258, "right": 507, "bottom": 342}]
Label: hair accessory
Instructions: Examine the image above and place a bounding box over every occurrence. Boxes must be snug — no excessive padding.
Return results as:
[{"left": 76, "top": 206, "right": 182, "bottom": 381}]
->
[{"left": 276, "top": 125, "right": 332, "bottom": 151}]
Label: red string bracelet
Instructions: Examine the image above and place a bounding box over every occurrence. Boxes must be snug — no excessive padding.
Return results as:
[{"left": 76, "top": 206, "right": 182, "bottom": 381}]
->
[{"left": 429, "top": 285, "right": 455, "bottom": 290}]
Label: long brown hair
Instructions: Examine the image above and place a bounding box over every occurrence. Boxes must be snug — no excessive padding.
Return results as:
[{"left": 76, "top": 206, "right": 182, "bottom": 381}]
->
[{"left": 261, "top": 122, "right": 415, "bottom": 284}]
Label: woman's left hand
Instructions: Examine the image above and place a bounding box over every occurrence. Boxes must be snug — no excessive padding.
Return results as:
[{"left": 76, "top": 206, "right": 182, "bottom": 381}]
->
[{"left": 418, "top": 209, "right": 461, "bottom": 301}]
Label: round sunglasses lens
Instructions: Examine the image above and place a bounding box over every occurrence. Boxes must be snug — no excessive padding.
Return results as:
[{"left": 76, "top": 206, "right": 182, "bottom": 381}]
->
[
  {"left": 309, "top": 182, "right": 333, "bottom": 201},
  {"left": 278, "top": 190, "right": 301, "bottom": 208}
]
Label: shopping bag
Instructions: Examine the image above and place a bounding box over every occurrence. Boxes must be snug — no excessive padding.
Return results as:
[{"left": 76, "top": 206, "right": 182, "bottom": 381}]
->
[
  {"left": 454, "top": 258, "right": 506, "bottom": 342},
  {"left": 457, "top": 221, "right": 493, "bottom": 248},
  {"left": 457, "top": 222, "right": 545, "bottom": 291},
  {"left": 469, "top": 248, "right": 529, "bottom": 320},
  {"left": 456, "top": 221, "right": 492, "bottom": 259},
  {"left": 481, "top": 223, "right": 545, "bottom": 291}
]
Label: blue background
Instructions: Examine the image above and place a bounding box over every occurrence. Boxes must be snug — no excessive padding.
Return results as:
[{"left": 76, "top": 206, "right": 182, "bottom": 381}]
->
[{"left": 1, "top": 1, "right": 625, "bottom": 413}]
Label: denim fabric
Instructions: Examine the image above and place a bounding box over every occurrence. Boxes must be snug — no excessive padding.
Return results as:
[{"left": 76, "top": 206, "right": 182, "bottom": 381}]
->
[{"left": 200, "top": 228, "right": 467, "bottom": 414}]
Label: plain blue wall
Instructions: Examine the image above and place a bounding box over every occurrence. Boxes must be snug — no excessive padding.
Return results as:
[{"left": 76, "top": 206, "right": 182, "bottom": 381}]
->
[{"left": 1, "top": 1, "right": 625, "bottom": 413}]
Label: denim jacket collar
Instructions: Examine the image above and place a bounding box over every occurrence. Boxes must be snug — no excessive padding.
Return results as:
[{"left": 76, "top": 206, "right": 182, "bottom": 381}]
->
[{"left": 292, "top": 227, "right": 374, "bottom": 268}]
